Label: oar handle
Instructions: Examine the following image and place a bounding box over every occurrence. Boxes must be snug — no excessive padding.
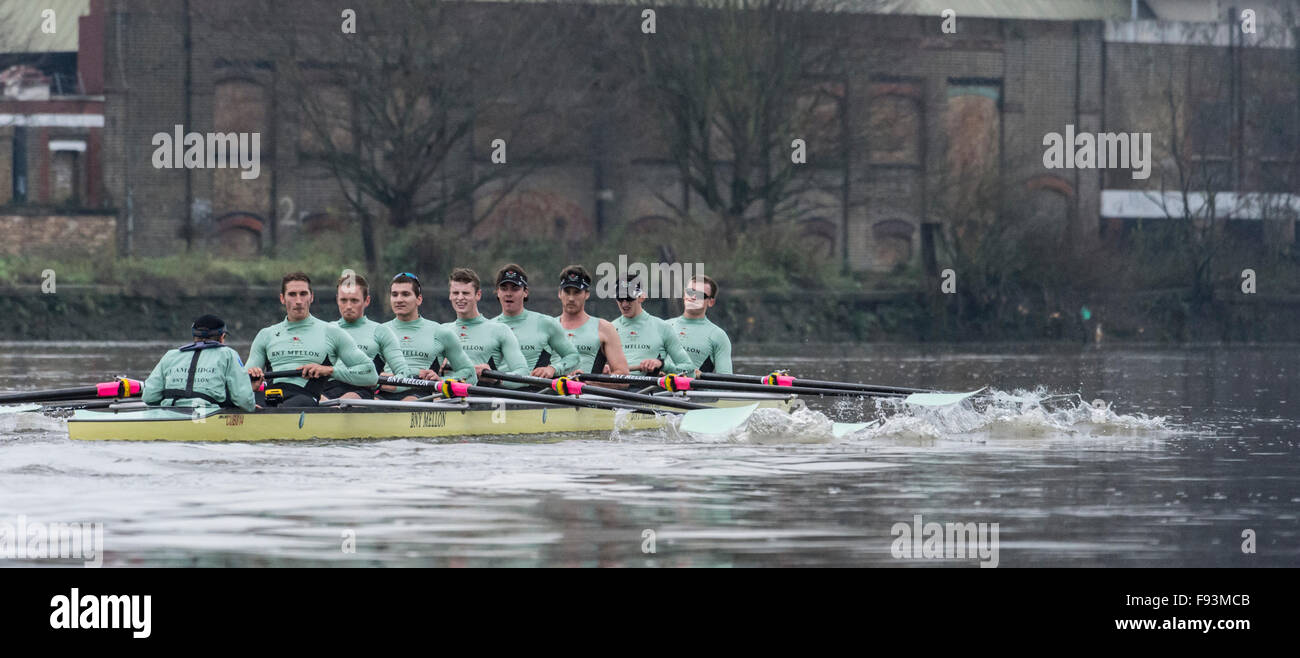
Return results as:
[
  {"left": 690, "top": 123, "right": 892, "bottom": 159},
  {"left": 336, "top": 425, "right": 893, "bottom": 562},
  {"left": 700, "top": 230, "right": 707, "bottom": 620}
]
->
[
  {"left": 0, "top": 378, "right": 143, "bottom": 404},
  {"left": 261, "top": 369, "right": 310, "bottom": 380},
  {"left": 481, "top": 370, "right": 709, "bottom": 410}
]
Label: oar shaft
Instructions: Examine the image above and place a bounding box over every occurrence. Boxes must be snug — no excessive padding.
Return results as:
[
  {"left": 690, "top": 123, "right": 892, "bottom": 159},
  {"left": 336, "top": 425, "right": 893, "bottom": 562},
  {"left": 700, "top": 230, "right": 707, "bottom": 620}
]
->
[
  {"left": 0, "top": 387, "right": 98, "bottom": 403},
  {"left": 698, "top": 372, "right": 936, "bottom": 395},
  {"left": 481, "top": 370, "right": 709, "bottom": 410},
  {"left": 0, "top": 378, "right": 142, "bottom": 404},
  {"left": 573, "top": 373, "right": 905, "bottom": 398}
]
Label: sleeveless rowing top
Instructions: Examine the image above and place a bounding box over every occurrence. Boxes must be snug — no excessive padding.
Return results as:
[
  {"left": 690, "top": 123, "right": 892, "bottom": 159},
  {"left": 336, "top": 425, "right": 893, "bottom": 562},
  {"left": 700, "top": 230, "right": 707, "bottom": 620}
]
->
[{"left": 558, "top": 315, "right": 602, "bottom": 374}]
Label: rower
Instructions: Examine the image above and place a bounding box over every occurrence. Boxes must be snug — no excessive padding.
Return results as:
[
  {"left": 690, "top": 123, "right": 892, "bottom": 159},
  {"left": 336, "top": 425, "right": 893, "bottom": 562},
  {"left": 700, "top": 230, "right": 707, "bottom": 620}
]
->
[
  {"left": 142, "top": 314, "right": 256, "bottom": 412},
  {"left": 554, "top": 265, "right": 630, "bottom": 378},
  {"left": 491, "top": 263, "right": 579, "bottom": 378},
  {"left": 326, "top": 272, "right": 411, "bottom": 400},
  {"left": 610, "top": 277, "right": 693, "bottom": 375},
  {"left": 245, "top": 272, "right": 378, "bottom": 407},
  {"left": 444, "top": 267, "right": 529, "bottom": 387},
  {"left": 382, "top": 272, "right": 477, "bottom": 400},
  {"left": 667, "top": 274, "right": 732, "bottom": 374}
]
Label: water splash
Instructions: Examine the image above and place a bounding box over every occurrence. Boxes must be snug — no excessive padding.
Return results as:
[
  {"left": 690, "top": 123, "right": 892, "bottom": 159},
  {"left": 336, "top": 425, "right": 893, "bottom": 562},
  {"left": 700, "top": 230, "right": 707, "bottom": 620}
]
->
[
  {"left": 864, "top": 388, "right": 1169, "bottom": 441},
  {"left": 666, "top": 388, "right": 1170, "bottom": 444},
  {"left": 0, "top": 408, "right": 70, "bottom": 439}
]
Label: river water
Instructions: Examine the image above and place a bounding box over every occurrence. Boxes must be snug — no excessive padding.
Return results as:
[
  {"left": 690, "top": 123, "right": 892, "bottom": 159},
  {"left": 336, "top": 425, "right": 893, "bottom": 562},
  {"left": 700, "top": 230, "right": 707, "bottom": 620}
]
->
[{"left": 1, "top": 342, "right": 1296, "bottom": 567}]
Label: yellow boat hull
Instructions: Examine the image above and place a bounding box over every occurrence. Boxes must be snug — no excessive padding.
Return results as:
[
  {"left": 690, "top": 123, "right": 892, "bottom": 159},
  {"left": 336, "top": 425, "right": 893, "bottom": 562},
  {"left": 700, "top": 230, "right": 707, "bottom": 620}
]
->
[{"left": 66, "top": 396, "right": 798, "bottom": 442}]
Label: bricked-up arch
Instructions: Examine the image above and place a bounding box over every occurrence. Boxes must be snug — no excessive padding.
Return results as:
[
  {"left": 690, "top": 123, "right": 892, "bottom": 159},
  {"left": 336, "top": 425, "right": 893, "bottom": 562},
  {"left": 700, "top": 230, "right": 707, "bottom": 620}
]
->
[
  {"left": 872, "top": 219, "right": 915, "bottom": 270},
  {"left": 799, "top": 217, "right": 837, "bottom": 259},
  {"left": 1024, "top": 175, "right": 1074, "bottom": 233},
  {"left": 213, "top": 79, "right": 271, "bottom": 229},
  {"left": 631, "top": 214, "right": 681, "bottom": 235},
  {"left": 213, "top": 212, "right": 264, "bottom": 257},
  {"left": 868, "top": 82, "right": 923, "bottom": 166},
  {"left": 1025, "top": 175, "right": 1075, "bottom": 198},
  {"left": 300, "top": 212, "right": 346, "bottom": 234}
]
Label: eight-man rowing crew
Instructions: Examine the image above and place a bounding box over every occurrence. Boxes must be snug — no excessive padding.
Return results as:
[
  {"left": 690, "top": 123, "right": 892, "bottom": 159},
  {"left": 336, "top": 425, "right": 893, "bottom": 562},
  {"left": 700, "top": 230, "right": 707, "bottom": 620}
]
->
[{"left": 142, "top": 264, "right": 734, "bottom": 412}]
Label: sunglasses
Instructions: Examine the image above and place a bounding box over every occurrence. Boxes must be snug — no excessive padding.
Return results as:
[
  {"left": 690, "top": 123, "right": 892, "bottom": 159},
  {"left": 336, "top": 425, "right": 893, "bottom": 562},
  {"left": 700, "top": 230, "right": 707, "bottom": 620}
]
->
[
  {"left": 392, "top": 272, "right": 420, "bottom": 282},
  {"left": 685, "top": 287, "right": 713, "bottom": 300}
]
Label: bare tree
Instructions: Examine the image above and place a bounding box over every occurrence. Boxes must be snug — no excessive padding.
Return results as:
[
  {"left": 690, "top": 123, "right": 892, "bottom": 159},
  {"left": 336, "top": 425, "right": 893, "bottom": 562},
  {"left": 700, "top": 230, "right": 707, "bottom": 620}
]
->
[
  {"left": 631, "top": 0, "right": 863, "bottom": 247},
  {"left": 1140, "top": 18, "right": 1300, "bottom": 304},
  {"left": 926, "top": 135, "right": 1052, "bottom": 332},
  {"left": 202, "top": 0, "right": 589, "bottom": 270}
]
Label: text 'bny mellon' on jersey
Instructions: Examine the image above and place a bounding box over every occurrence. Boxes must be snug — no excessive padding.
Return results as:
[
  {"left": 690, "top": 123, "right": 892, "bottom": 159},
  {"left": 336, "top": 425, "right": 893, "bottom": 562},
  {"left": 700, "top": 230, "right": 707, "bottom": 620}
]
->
[
  {"left": 245, "top": 315, "right": 378, "bottom": 389},
  {"left": 611, "top": 310, "right": 693, "bottom": 374}
]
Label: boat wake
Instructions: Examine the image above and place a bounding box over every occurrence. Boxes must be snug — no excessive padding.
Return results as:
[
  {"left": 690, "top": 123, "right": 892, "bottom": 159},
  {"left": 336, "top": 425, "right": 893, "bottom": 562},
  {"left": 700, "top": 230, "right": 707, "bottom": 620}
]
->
[{"left": 661, "top": 388, "right": 1170, "bottom": 444}]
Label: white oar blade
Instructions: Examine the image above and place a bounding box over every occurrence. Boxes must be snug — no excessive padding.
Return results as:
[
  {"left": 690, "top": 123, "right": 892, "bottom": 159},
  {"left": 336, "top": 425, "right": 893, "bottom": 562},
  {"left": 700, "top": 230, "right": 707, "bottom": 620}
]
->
[
  {"left": 832, "top": 422, "right": 873, "bottom": 438},
  {"left": 678, "top": 403, "right": 759, "bottom": 435},
  {"left": 0, "top": 404, "right": 42, "bottom": 415},
  {"left": 904, "top": 388, "right": 985, "bottom": 408}
]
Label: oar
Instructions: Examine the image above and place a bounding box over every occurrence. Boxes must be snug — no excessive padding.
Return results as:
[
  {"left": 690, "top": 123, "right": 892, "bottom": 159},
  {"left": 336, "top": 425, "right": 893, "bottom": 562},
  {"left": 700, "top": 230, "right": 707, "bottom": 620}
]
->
[
  {"left": 480, "top": 370, "right": 711, "bottom": 410},
  {"left": 572, "top": 372, "right": 909, "bottom": 399},
  {"left": 383, "top": 375, "right": 770, "bottom": 434},
  {"left": 0, "top": 403, "right": 43, "bottom": 415},
  {"left": 697, "top": 371, "right": 939, "bottom": 395},
  {"left": 378, "top": 375, "right": 666, "bottom": 415},
  {"left": 577, "top": 373, "right": 984, "bottom": 408},
  {"left": 261, "top": 369, "right": 315, "bottom": 380},
  {"left": 251, "top": 369, "right": 320, "bottom": 392},
  {"left": 1, "top": 397, "right": 146, "bottom": 416},
  {"left": 0, "top": 378, "right": 143, "bottom": 404},
  {"left": 1, "top": 369, "right": 313, "bottom": 412}
]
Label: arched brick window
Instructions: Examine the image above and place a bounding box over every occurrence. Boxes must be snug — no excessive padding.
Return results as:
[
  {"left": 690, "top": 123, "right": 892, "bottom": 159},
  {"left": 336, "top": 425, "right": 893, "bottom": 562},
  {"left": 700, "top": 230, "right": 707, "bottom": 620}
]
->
[
  {"left": 799, "top": 217, "right": 837, "bottom": 259},
  {"left": 213, "top": 212, "right": 264, "bottom": 257},
  {"left": 872, "top": 219, "right": 915, "bottom": 270}
]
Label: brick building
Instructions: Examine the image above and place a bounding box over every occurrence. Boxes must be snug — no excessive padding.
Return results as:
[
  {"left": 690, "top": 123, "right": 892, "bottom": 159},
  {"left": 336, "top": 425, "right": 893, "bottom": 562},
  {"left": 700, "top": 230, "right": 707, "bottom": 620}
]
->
[
  {"left": 0, "top": 0, "right": 113, "bottom": 256},
  {"left": 84, "top": 0, "right": 1300, "bottom": 270}
]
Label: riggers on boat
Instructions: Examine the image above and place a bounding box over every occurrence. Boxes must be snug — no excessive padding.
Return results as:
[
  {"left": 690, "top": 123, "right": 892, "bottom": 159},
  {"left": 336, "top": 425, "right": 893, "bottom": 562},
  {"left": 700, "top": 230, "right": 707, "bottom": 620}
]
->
[{"left": 65, "top": 391, "right": 802, "bottom": 442}]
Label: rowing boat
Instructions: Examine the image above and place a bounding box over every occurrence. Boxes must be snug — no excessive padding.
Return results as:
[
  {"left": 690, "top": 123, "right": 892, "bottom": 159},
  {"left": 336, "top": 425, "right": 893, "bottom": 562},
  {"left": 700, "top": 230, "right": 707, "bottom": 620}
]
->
[{"left": 65, "top": 391, "right": 802, "bottom": 442}]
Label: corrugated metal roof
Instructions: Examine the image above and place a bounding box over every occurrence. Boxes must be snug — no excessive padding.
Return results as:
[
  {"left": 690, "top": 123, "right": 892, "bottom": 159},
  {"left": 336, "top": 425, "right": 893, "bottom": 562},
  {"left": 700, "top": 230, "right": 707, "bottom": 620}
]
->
[
  {"left": 0, "top": 0, "right": 90, "bottom": 53},
  {"left": 865, "top": 0, "right": 1145, "bottom": 20},
  {"left": 485, "top": 0, "right": 1155, "bottom": 20}
]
